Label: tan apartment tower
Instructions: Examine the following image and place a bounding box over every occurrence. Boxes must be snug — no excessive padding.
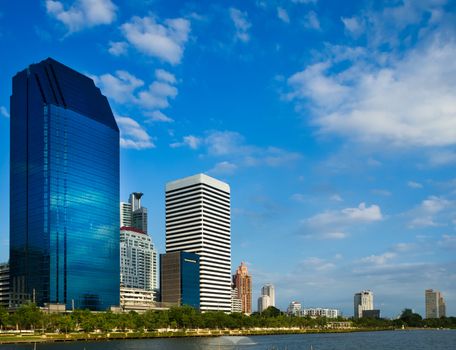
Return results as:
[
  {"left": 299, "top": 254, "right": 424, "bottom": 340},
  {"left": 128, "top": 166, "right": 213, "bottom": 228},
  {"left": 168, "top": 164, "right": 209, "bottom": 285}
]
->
[
  {"left": 233, "top": 262, "right": 252, "bottom": 314},
  {"left": 425, "top": 289, "right": 446, "bottom": 318}
]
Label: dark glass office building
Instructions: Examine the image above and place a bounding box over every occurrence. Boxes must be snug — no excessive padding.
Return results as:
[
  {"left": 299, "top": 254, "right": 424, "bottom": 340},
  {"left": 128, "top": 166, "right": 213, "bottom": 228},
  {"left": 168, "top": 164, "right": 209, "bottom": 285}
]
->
[
  {"left": 160, "top": 251, "right": 200, "bottom": 309},
  {"left": 10, "top": 58, "right": 120, "bottom": 310}
]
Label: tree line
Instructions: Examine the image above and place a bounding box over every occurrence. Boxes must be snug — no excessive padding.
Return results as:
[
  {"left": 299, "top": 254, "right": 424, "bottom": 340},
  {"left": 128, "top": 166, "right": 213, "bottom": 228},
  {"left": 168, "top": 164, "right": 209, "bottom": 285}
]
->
[{"left": 0, "top": 303, "right": 454, "bottom": 333}]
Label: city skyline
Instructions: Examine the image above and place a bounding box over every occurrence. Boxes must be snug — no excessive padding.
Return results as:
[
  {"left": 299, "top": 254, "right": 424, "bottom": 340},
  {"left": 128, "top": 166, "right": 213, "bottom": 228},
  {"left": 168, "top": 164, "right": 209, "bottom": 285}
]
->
[{"left": 0, "top": 0, "right": 456, "bottom": 317}]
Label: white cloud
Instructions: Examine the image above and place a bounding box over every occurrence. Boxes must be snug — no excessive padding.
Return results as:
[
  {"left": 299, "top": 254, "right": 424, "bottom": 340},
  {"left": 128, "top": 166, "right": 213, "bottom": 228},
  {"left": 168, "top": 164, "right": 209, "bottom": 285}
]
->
[
  {"left": 137, "top": 81, "right": 177, "bottom": 109},
  {"left": 407, "top": 196, "right": 452, "bottom": 228},
  {"left": 121, "top": 15, "right": 191, "bottom": 65},
  {"left": 304, "top": 11, "right": 320, "bottom": 30},
  {"left": 277, "top": 7, "right": 290, "bottom": 23},
  {"left": 287, "top": 39, "right": 456, "bottom": 148},
  {"left": 94, "top": 69, "right": 178, "bottom": 111},
  {"left": 360, "top": 252, "right": 396, "bottom": 266},
  {"left": 305, "top": 202, "right": 383, "bottom": 227},
  {"left": 170, "top": 135, "right": 202, "bottom": 149},
  {"left": 0, "top": 106, "right": 9, "bottom": 118},
  {"left": 341, "top": 16, "right": 364, "bottom": 38},
  {"left": 172, "top": 130, "right": 301, "bottom": 169},
  {"left": 115, "top": 115, "right": 155, "bottom": 150},
  {"left": 291, "top": 193, "right": 306, "bottom": 202},
  {"left": 330, "top": 194, "right": 343, "bottom": 202},
  {"left": 94, "top": 70, "right": 144, "bottom": 104},
  {"left": 155, "top": 69, "right": 176, "bottom": 84},
  {"left": 229, "top": 8, "right": 251, "bottom": 43},
  {"left": 407, "top": 181, "right": 423, "bottom": 189},
  {"left": 208, "top": 161, "right": 238, "bottom": 175},
  {"left": 146, "top": 111, "right": 173, "bottom": 123},
  {"left": 46, "top": 0, "right": 117, "bottom": 32},
  {"left": 108, "top": 41, "right": 128, "bottom": 56}
]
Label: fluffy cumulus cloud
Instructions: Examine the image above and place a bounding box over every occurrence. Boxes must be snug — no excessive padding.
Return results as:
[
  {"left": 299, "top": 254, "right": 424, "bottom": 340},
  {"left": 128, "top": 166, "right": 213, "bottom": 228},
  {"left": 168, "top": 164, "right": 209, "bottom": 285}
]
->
[
  {"left": 108, "top": 41, "right": 128, "bottom": 56},
  {"left": 300, "top": 202, "right": 382, "bottom": 240},
  {"left": 120, "top": 15, "right": 190, "bottom": 65},
  {"left": 0, "top": 106, "right": 9, "bottom": 118},
  {"left": 229, "top": 8, "right": 251, "bottom": 43},
  {"left": 115, "top": 115, "right": 155, "bottom": 150},
  {"left": 46, "top": 0, "right": 117, "bottom": 32},
  {"left": 286, "top": 1, "right": 456, "bottom": 149},
  {"left": 93, "top": 69, "right": 178, "bottom": 113},
  {"left": 407, "top": 196, "right": 453, "bottom": 228},
  {"left": 171, "top": 130, "right": 301, "bottom": 172}
]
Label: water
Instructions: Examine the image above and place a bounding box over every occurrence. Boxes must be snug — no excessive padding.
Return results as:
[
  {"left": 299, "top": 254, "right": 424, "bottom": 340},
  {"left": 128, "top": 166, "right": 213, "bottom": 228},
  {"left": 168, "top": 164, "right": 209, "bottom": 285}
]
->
[{"left": 3, "top": 330, "right": 456, "bottom": 350}]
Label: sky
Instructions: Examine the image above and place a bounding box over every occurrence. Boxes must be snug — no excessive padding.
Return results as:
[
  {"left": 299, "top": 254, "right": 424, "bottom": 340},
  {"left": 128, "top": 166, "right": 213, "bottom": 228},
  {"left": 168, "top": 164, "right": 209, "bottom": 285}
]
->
[{"left": 1, "top": 0, "right": 456, "bottom": 318}]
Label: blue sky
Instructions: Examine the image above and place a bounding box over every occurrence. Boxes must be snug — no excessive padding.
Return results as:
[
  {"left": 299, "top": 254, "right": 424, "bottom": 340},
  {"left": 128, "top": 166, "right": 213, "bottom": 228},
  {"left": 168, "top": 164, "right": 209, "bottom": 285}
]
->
[{"left": 1, "top": 0, "right": 456, "bottom": 317}]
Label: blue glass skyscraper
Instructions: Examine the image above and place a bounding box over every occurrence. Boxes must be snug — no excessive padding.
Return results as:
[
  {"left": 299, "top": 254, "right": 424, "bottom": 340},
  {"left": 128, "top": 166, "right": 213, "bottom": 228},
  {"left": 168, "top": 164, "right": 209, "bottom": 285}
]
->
[{"left": 10, "top": 58, "right": 120, "bottom": 310}]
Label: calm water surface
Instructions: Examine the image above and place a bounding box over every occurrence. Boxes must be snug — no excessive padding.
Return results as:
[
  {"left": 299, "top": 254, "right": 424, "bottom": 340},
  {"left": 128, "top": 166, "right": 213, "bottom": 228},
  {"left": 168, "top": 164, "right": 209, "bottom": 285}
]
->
[{"left": 3, "top": 330, "right": 456, "bottom": 350}]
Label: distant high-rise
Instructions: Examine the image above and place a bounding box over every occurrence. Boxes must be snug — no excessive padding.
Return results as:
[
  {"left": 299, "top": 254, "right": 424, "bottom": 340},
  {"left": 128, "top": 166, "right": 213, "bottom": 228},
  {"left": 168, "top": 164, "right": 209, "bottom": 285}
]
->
[
  {"left": 262, "top": 284, "right": 275, "bottom": 307},
  {"left": 120, "top": 227, "right": 158, "bottom": 291},
  {"left": 258, "top": 283, "right": 275, "bottom": 312},
  {"left": 354, "top": 290, "right": 374, "bottom": 319},
  {"left": 160, "top": 251, "right": 200, "bottom": 309},
  {"left": 425, "top": 289, "right": 446, "bottom": 318},
  {"left": 10, "top": 58, "right": 119, "bottom": 310},
  {"left": 233, "top": 262, "right": 252, "bottom": 314},
  {"left": 258, "top": 295, "right": 271, "bottom": 313},
  {"left": 166, "top": 174, "right": 232, "bottom": 312},
  {"left": 120, "top": 192, "right": 148, "bottom": 233}
]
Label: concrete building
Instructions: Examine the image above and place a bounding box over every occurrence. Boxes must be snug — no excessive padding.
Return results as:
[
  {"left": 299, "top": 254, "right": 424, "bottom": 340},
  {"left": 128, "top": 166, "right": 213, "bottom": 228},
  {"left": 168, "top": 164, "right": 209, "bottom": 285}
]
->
[
  {"left": 121, "top": 192, "right": 148, "bottom": 233},
  {"left": 258, "top": 295, "right": 272, "bottom": 313},
  {"left": 0, "top": 263, "right": 9, "bottom": 308},
  {"left": 354, "top": 290, "right": 374, "bottom": 319},
  {"left": 10, "top": 58, "right": 119, "bottom": 310},
  {"left": 299, "top": 308, "right": 340, "bottom": 319},
  {"left": 425, "top": 289, "right": 446, "bottom": 318},
  {"left": 160, "top": 251, "right": 200, "bottom": 309},
  {"left": 120, "top": 287, "right": 156, "bottom": 312},
  {"left": 120, "top": 202, "right": 132, "bottom": 227},
  {"left": 262, "top": 284, "right": 275, "bottom": 307},
  {"left": 232, "top": 262, "right": 252, "bottom": 314},
  {"left": 287, "top": 301, "right": 302, "bottom": 315},
  {"left": 231, "top": 287, "right": 242, "bottom": 313},
  {"left": 120, "top": 227, "right": 158, "bottom": 291},
  {"left": 165, "top": 174, "right": 231, "bottom": 312}
]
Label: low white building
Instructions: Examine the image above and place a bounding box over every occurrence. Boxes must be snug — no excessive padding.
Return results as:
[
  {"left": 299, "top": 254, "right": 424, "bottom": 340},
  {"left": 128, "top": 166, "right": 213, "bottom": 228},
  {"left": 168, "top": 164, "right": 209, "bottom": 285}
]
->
[
  {"left": 120, "top": 287, "right": 157, "bottom": 312},
  {"left": 298, "top": 307, "right": 340, "bottom": 319},
  {"left": 287, "top": 301, "right": 302, "bottom": 315}
]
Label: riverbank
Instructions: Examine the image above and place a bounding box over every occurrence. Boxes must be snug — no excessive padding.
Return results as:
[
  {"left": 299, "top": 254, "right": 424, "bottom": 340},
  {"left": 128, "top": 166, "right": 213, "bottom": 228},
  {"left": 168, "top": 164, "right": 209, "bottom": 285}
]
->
[{"left": 0, "top": 327, "right": 397, "bottom": 344}]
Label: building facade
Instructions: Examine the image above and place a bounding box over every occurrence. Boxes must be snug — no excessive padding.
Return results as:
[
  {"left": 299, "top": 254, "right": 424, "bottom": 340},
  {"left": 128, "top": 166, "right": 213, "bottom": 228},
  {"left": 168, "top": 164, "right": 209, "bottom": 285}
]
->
[
  {"left": 160, "top": 251, "right": 200, "bottom": 309},
  {"left": 0, "top": 263, "right": 9, "bottom": 308},
  {"left": 120, "top": 287, "right": 156, "bottom": 312},
  {"left": 120, "top": 192, "right": 148, "bottom": 233},
  {"left": 354, "top": 290, "right": 374, "bottom": 319},
  {"left": 258, "top": 295, "right": 271, "bottom": 313},
  {"left": 232, "top": 262, "right": 252, "bottom": 314},
  {"left": 425, "top": 289, "right": 446, "bottom": 318},
  {"left": 120, "top": 227, "right": 158, "bottom": 291},
  {"left": 231, "top": 287, "right": 242, "bottom": 313},
  {"left": 287, "top": 301, "right": 302, "bottom": 315},
  {"left": 299, "top": 308, "right": 340, "bottom": 319},
  {"left": 261, "top": 284, "right": 275, "bottom": 307},
  {"left": 10, "top": 58, "right": 119, "bottom": 310},
  {"left": 165, "top": 174, "right": 232, "bottom": 312}
]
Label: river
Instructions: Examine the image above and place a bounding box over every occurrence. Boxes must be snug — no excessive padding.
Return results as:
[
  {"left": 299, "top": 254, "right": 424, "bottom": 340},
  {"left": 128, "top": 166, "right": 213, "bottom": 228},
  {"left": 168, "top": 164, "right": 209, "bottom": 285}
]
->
[{"left": 4, "top": 330, "right": 456, "bottom": 350}]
